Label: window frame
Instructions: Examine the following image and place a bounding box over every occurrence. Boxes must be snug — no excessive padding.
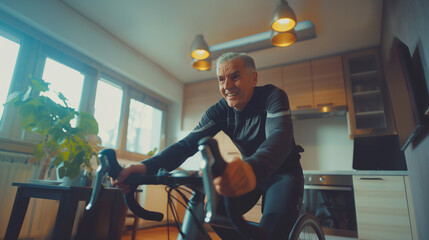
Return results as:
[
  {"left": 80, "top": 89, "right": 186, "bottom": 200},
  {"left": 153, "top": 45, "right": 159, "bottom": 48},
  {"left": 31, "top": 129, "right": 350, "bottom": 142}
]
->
[
  {"left": 0, "top": 16, "right": 169, "bottom": 161},
  {"left": 0, "top": 24, "right": 35, "bottom": 142},
  {"left": 0, "top": 29, "right": 21, "bottom": 132},
  {"left": 93, "top": 75, "right": 125, "bottom": 150}
]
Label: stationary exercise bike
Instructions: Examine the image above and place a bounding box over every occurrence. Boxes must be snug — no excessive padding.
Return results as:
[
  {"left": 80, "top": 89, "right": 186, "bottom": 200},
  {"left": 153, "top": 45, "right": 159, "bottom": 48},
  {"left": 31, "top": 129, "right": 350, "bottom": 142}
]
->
[{"left": 86, "top": 137, "right": 325, "bottom": 240}]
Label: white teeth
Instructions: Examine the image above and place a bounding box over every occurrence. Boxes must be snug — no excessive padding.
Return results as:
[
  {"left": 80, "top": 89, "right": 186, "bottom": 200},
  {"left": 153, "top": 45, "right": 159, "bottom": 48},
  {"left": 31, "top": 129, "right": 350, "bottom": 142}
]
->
[{"left": 226, "top": 93, "right": 237, "bottom": 96}]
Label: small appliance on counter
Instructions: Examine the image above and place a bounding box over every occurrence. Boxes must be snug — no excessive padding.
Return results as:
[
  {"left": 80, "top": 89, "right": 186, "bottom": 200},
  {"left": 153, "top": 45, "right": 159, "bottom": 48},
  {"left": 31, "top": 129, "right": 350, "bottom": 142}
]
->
[{"left": 352, "top": 134, "right": 407, "bottom": 170}]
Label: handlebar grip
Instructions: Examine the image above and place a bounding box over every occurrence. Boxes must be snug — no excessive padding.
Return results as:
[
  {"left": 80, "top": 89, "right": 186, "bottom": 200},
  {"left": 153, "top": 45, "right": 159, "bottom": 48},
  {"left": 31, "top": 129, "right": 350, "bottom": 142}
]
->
[
  {"left": 91, "top": 148, "right": 164, "bottom": 222},
  {"left": 125, "top": 191, "right": 164, "bottom": 221},
  {"left": 98, "top": 148, "right": 123, "bottom": 179},
  {"left": 198, "top": 137, "right": 266, "bottom": 239},
  {"left": 198, "top": 137, "right": 227, "bottom": 177}
]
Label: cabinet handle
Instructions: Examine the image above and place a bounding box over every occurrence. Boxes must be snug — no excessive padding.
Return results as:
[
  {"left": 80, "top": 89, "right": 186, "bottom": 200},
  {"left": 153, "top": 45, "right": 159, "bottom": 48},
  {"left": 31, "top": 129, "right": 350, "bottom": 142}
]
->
[
  {"left": 304, "top": 185, "right": 352, "bottom": 191},
  {"left": 296, "top": 105, "right": 312, "bottom": 109},
  {"left": 317, "top": 102, "right": 334, "bottom": 107},
  {"left": 358, "top": 177, "right": 384, "bottom": 181}
]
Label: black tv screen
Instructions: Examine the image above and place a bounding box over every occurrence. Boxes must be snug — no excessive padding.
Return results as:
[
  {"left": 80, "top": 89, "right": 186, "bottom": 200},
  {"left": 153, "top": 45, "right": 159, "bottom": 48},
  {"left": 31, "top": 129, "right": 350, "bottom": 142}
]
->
[{"left": 386, "top": 38, "right": 429, "bottom": 151}]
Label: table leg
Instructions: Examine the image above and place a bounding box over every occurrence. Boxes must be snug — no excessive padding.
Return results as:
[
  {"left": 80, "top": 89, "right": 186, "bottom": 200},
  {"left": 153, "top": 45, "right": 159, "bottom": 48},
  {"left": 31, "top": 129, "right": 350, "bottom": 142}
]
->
[
  {"left": 109, "top": 192, "right": 126, "bottom": 240},
  {"left": 52, "top": 192, "right": 79, "bottom": 240},
  {"left": 4, "top": 188, "right": 31, "bottom": 240}
]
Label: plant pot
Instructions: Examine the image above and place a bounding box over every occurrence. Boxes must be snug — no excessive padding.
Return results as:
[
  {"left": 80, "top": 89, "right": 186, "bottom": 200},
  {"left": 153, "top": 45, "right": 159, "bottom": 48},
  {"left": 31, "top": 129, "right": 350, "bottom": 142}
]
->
[
  {"left": 59, "top": 175, "right": 82, "bottom": 186},
  {"left": 56, "top": 162, "right": 85, "bottom": 186}
]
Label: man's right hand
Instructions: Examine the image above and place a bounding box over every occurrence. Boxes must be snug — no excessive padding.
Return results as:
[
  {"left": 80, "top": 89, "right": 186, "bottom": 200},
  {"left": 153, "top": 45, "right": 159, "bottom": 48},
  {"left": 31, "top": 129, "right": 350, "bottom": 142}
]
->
[
  {"left": 213, "top": 157, "right": 256, "bottom": 197},
  {"left": 111, "top": 163, "right": 147, "bottom": 194}
]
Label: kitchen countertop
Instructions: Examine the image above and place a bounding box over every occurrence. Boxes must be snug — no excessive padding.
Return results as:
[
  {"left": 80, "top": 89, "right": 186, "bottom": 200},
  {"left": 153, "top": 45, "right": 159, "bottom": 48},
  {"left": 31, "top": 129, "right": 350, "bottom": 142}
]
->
[{"left": 303, "top": 170, "right": 408, "bottom": 176}]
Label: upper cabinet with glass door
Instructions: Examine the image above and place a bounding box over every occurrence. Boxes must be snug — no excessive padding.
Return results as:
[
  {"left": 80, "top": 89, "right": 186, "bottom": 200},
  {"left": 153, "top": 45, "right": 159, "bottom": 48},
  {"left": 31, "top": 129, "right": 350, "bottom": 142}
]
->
[{"left": 343, "top": 48, "right": 395, "bottom": 137}]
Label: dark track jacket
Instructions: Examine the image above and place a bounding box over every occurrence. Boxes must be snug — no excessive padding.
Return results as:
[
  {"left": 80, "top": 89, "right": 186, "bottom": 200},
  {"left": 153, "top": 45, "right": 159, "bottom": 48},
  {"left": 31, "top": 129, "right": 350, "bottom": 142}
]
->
[{"left": 142, "top": 84, "right": 301, "bottom": 182}]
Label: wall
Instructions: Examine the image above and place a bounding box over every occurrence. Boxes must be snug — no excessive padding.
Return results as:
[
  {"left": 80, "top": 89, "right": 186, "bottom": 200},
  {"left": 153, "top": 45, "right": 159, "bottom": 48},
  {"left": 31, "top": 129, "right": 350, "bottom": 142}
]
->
[
  {"left": 0, "top": 0, "right": 184, "bottom": 146},
  {"left": 293, "top": 115, "right": 354, "bottom": 171},
  {"left": 381, "top": 0, "right": 429, "bottom": 238}
]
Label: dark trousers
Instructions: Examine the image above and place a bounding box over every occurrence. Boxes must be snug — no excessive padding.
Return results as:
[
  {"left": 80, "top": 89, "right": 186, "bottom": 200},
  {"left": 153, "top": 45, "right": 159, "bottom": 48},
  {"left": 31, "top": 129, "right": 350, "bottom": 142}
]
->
[{"left": 212, "top": 168, "right": 304, "bottom": 240}]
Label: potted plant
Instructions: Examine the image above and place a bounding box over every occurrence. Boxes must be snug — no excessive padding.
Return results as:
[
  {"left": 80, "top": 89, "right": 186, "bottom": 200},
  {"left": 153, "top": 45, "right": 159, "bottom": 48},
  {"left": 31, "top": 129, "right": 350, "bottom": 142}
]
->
[{"left": 7, "top": 76, "right": 100, "bottom": 184}]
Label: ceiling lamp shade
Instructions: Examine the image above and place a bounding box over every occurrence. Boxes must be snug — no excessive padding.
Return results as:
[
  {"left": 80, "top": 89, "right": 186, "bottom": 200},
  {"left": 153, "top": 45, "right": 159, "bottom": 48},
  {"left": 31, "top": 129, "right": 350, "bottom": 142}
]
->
[
  {"left": 271, "top": 0, "right": 297, "bottom": 32},
  {"left": 270, "top": 30, "right": 296, "bottom": 47},
  {"left": 190, "top": 34, "right": 210, "bottom": 60},
  {"left": 191, "top": 58, "right": 211, "bottom": 71}
]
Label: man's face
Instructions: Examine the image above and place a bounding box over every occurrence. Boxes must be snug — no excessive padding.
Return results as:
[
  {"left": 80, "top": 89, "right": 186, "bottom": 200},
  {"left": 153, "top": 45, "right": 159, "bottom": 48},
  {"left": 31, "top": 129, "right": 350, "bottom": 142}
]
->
[{"left": 217, "top": 59, "right": 257, "bottom": 111}]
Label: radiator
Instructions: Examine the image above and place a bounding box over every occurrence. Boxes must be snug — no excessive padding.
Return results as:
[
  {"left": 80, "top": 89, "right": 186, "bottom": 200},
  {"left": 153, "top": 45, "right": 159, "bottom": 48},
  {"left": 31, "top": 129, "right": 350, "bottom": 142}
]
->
[{"left": 0, "top": 150, "right": 58, "bottom": 239}]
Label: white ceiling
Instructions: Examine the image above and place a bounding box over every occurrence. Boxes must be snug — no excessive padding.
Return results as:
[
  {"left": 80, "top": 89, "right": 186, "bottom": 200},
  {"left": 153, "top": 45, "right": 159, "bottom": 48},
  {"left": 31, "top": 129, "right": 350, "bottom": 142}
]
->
[{"left": 60, "top": 0, "right": 383, "bottom": 84}]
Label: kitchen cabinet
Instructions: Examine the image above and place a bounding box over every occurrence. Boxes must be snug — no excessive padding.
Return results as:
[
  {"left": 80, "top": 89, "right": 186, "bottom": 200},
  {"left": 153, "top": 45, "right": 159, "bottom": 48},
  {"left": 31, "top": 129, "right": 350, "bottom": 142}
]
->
[
  {"left": 343, "top": 49, "right": 395, "bottom": 137},
  {"left": 282, "top": 61, "right": 313, "bottom": 110},
  {"left": 256, "top": 66, "right": 283, "bottom": 88},
  {"left": 353, "top": 175, "right": 416, "bottom": 240},
  {"left": 182, "top": 78, "right": 220, "bottom": 131},
  {"left": 283, "top": 56, "right": 346, "bottom": 111},
  {"left": 312, "top": 56, "right": 347, "bottom": 108}
]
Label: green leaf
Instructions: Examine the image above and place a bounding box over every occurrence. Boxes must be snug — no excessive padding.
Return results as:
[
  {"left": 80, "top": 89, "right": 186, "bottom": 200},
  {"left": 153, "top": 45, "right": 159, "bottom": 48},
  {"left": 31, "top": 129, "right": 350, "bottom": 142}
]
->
[
  {"left": 76, "top": 112, "right": 99, "bottom": 135},
  {"left": 146, "top": 148, "right": 158, "bottom": 156},
  {"left": 11, "top": 77, "right": 100, "bottom": 179},
  {"left": 53, "top": 151, "right": 69, "bottom": 165},
  {"left": 31, "top": 78, "right": 50, "bottom": 92},
  {"left": 57, "top": 92, "right": 69, "bottom": 107},
  {"left": 22, "top": 85, "right": 33, "bottom": 101},
  {"left": 5, "top": 90, "right": 24, "bottom": 105}
]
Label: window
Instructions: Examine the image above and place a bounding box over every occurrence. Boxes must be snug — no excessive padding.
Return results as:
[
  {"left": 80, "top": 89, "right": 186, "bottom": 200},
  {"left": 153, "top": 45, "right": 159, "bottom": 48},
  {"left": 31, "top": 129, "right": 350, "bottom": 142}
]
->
[
  {"left": 126, "top": 98, "right": 163, "bottom": 155},
  {"left": 0, "top": 19, "right": 168, "bottom": 159},
  {"left": 41, "top": 58, "right": 85, "bottom": 110},
  {"left": 94, "top": 79, "right": 123, "bottom": 148},
  {"left": 0, "top": 34, "right": 20, "bottom": 123}
]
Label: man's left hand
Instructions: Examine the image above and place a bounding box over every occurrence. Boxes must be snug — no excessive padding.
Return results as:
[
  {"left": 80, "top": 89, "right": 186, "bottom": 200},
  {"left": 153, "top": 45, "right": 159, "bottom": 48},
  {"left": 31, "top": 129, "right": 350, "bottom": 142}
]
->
[{"left": 213, "top": 157, "right": 257, "bottom": 197}]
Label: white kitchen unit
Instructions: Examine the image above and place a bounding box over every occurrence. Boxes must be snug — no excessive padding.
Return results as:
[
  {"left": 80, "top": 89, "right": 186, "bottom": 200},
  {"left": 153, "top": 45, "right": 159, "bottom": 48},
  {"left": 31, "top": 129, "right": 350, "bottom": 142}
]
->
[{"left": 353, "top": 175, "right": 417, "bottom": 240}]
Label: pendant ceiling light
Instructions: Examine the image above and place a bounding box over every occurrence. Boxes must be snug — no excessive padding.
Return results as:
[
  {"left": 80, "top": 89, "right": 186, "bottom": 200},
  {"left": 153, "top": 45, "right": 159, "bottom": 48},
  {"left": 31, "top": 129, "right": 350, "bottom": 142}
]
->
[
  {"left": 271, "top": 0, "right": 297, "bottom": 32},
  {"left": 190, "top": 34, "right": 210, "bottom": 60},
  {"left": 271, "top": 29, "right": 296, "bottom": 47},
  {"left": 191, "top": 58, "right": 211, "bottom": 71}
]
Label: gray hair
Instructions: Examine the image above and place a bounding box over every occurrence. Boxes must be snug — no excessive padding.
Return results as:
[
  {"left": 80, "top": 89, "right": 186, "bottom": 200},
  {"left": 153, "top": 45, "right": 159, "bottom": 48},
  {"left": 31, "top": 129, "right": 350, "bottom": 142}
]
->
[{"left": 216, "top": 52, "right": 256, "bottom": 74}]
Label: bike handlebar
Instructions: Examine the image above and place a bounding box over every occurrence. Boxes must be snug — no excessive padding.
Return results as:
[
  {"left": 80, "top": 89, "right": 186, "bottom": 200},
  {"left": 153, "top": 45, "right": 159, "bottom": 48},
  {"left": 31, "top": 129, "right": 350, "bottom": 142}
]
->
[
  {"left": 86, "top": 137, "right": 265, "bottom": 239},
  {"left": 199, "top": 137, "right": 266, "bottom": 239},
  {"left": 86, "top": 149, "right": 203, "bottom": 222}
]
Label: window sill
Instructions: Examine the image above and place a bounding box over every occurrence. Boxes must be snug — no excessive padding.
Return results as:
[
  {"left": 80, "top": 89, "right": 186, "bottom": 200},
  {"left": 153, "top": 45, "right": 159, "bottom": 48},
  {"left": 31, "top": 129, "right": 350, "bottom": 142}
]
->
[{"left": 0, "top": 138, "right": 35, "bottom": 154}]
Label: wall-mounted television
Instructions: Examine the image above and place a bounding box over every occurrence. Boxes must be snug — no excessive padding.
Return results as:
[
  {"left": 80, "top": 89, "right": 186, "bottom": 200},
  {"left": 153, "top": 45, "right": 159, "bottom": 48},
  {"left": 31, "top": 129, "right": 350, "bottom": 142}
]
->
[{"left": 386, "top": 37, "right": 429, "bottom": 151}]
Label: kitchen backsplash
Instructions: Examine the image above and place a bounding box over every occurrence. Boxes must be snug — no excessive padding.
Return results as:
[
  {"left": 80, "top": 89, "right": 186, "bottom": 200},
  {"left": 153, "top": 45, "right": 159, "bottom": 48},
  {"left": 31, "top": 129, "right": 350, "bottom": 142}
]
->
[{"left": 294, "top": 115, "right": 354, "bottom": 171}]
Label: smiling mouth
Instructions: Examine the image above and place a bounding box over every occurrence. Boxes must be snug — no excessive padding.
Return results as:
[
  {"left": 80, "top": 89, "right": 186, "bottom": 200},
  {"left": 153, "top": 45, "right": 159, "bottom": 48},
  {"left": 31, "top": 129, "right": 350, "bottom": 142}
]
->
[{"left": 226, "top": 92, "right": 238, "bottom": 97}]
